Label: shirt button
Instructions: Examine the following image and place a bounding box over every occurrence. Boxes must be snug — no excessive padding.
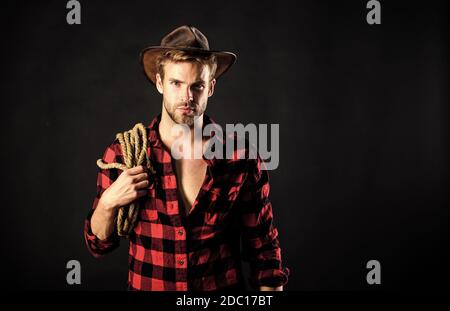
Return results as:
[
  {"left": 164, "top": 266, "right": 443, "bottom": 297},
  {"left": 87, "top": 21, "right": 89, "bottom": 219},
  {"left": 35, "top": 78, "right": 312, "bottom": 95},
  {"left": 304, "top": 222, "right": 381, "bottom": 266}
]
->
[
  {"left": 178, "top": 259, "right": 185, "bottom": 265},
  {"left": 178, "top": 229, "right": 184, "bottom": 236}
]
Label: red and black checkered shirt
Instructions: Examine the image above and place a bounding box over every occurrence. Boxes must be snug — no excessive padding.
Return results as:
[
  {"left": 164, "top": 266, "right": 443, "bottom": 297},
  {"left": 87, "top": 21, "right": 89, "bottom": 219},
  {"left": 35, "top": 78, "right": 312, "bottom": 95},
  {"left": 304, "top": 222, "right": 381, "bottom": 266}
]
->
[{"left": 84, "top": 114, "right": 289, "bottom": 291}]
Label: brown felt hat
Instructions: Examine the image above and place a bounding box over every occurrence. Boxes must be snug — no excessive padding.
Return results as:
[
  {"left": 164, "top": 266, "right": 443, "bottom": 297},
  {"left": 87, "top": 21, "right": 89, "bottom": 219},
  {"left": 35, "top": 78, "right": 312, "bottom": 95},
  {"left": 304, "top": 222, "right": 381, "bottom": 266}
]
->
[{"left": 140, "top": 25, "right": 237, "bottom": 84}]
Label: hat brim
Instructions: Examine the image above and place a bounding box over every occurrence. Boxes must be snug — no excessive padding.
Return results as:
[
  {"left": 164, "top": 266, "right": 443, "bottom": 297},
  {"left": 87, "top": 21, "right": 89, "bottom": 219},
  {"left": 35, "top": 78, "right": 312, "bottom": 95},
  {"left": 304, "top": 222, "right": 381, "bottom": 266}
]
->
[{"left": 140, "top": 46, "right": 237, "bottom": 85}]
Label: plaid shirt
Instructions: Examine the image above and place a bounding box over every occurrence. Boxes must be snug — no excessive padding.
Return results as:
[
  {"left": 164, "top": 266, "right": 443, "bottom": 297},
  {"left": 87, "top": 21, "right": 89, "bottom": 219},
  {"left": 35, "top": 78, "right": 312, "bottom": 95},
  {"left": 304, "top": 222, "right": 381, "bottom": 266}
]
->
[{"left": 84, "top": 114, "right": 289, "bottom": 291}]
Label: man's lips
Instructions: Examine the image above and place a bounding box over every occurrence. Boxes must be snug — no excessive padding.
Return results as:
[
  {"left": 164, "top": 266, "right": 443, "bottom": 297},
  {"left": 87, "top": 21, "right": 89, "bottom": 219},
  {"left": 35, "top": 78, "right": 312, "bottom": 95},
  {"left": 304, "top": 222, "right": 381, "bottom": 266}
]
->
[{"left": 177, "top": 106, "right": 195, "bottom": 113}]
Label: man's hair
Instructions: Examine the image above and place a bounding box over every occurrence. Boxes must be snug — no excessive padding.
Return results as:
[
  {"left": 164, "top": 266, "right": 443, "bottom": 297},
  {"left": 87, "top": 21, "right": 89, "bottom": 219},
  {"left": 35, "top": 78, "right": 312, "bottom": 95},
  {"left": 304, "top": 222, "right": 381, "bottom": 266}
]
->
[{"left": 156, "top": 50, "right": 217, "bottom": 82}]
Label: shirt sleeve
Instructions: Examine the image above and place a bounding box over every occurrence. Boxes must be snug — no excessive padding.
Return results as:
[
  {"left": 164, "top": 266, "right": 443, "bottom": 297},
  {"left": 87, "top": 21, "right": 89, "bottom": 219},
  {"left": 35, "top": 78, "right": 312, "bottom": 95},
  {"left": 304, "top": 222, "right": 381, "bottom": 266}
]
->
[
  {"left": 84, "top": 139, "right": 123, "bottom": 258},
  {"left": 238, "top": 156, "right": 290, "bottom": 289}
]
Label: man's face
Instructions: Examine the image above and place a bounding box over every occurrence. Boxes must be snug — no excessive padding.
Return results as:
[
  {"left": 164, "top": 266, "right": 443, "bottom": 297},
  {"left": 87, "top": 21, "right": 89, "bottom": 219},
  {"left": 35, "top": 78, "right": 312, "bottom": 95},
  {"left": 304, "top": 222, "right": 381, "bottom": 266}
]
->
[{"left": 156, "top": 61, "right": 216, "bottom": 127}]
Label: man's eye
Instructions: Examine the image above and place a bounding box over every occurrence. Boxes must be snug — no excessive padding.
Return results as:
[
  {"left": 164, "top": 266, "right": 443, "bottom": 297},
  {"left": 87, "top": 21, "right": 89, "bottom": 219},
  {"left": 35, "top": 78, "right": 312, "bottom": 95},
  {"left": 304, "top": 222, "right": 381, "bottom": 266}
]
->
[
  {"left": 171, "top": 81, "right": 180, "bottom": 86},
  {"left": 194, "top": 85, "right": 205, "bottom": 90}
]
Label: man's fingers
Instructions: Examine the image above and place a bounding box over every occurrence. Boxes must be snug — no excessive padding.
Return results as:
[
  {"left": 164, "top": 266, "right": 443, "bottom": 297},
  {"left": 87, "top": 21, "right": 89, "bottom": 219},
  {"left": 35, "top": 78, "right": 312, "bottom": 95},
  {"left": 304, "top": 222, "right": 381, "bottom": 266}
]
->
[
  {"left": 135, "top": 180, "right": 149, "bottom": 190},
  {"left": 133, "top": 172, "right": 148, "bottom": 183},
  {"left": 127, "top": 165, "right": 146, "bottom": 175}
]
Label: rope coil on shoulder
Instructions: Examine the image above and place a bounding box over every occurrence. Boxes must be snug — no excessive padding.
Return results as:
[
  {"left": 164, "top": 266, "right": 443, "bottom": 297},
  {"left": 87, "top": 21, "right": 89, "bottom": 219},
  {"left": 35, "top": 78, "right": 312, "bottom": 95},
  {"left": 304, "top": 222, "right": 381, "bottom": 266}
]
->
[{"left": 96, "top": 123, "right": 156, "bottom": 238}]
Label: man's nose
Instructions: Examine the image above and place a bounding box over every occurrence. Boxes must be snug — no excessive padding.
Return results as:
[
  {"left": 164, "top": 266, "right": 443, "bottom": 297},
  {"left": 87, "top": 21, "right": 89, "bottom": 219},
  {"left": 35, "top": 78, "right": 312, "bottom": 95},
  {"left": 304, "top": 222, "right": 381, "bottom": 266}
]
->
[{"left": 181, "top": 85, "right": 194, "bottom": 102}]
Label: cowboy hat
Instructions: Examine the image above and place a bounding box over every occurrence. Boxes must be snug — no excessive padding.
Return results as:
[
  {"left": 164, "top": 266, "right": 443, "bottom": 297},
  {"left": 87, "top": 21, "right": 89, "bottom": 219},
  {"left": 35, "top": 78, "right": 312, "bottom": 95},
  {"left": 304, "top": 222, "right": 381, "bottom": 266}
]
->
[{"left": 140, "top": 25, "right": 237, "bottom": 84}]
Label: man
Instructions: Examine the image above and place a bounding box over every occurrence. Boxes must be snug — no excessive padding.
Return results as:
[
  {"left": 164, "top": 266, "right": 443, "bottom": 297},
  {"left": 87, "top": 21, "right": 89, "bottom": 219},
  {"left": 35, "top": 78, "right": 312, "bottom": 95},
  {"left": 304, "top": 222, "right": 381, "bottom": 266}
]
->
[{"left": 84, "top": 25, "right": 289, "bottom": 291}]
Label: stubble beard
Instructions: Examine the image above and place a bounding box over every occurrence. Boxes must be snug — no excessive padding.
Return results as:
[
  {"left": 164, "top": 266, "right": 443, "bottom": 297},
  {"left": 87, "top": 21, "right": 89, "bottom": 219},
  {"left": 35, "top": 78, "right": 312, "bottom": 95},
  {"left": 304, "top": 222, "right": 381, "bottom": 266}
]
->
[{"left": 164, "top": 100, "right": 205, "bottom": 128}]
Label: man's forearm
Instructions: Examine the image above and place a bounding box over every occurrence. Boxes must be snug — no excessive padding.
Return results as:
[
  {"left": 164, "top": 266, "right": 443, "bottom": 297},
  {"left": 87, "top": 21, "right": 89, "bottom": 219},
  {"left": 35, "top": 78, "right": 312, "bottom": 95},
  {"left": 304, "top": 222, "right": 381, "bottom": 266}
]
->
[{"left": 90, "top": 198, "right": 117, "bottom": 240}]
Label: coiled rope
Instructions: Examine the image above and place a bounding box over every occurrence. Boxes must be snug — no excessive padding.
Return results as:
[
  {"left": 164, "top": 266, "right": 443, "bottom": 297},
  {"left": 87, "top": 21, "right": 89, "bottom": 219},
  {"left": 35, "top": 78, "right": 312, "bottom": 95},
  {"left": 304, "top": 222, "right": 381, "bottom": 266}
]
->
[{"left": 96, "top": 123, "right": 155, "bottom": 238}]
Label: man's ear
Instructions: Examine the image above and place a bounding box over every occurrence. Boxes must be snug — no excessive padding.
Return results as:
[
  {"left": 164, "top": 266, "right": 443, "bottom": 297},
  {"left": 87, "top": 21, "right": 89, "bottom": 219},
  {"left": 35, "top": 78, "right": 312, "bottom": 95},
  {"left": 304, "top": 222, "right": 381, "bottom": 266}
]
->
[
  {"left": 156, "top": 73, "right": 163, "bottom": 94},
  {"left": 208, "top": 78, "right": 216, "bottom": 97}
]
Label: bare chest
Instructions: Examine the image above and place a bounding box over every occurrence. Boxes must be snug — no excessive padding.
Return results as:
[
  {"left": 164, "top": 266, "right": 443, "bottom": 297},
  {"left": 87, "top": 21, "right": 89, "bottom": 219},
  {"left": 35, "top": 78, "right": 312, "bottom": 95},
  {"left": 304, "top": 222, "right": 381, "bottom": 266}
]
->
[{"left": 174, "top": 159, "right": 208, "bottom": 215}]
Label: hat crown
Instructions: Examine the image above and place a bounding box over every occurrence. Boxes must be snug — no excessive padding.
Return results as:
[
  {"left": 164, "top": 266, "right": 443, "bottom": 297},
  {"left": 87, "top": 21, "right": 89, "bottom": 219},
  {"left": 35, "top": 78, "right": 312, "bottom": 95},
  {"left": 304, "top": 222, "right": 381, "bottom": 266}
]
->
[
  {"left": 160, "top": 25, "right": 210, "bottom": 50},
  {"left": 140, "top": 25, "right": 236, "bottom": 85}
]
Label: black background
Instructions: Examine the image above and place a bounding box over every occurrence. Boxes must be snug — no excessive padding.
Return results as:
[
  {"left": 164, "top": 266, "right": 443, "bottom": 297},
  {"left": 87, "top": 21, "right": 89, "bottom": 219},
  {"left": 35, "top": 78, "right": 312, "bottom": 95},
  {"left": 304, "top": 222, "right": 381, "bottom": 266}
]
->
[{"left": 0, "top": 0, "right": 448, "bottom": 291}]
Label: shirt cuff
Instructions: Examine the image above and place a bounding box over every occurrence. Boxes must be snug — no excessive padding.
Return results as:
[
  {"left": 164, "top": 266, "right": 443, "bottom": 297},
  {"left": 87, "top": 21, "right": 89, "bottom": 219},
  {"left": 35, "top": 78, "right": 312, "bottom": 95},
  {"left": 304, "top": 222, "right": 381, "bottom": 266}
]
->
[
  {"left": 83, "top": 210, "right": 120, "bottom": 258},
  {"left": 250, "top": 266, "right": 290, "bottom": 289}
]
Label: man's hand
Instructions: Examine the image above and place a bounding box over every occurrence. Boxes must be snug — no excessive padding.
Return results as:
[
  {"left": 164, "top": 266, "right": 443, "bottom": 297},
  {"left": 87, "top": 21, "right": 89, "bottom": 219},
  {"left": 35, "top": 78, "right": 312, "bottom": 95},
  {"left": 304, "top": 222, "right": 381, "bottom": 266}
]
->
[
  {"left": 91, "top": 165, "right": 149, "bottom": 240},
  {"left": 100, "top": 165, "right": 149, "bottom": 211},
  {"left": 259, "top": 286, "right": 283, "bottom": 291}
]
